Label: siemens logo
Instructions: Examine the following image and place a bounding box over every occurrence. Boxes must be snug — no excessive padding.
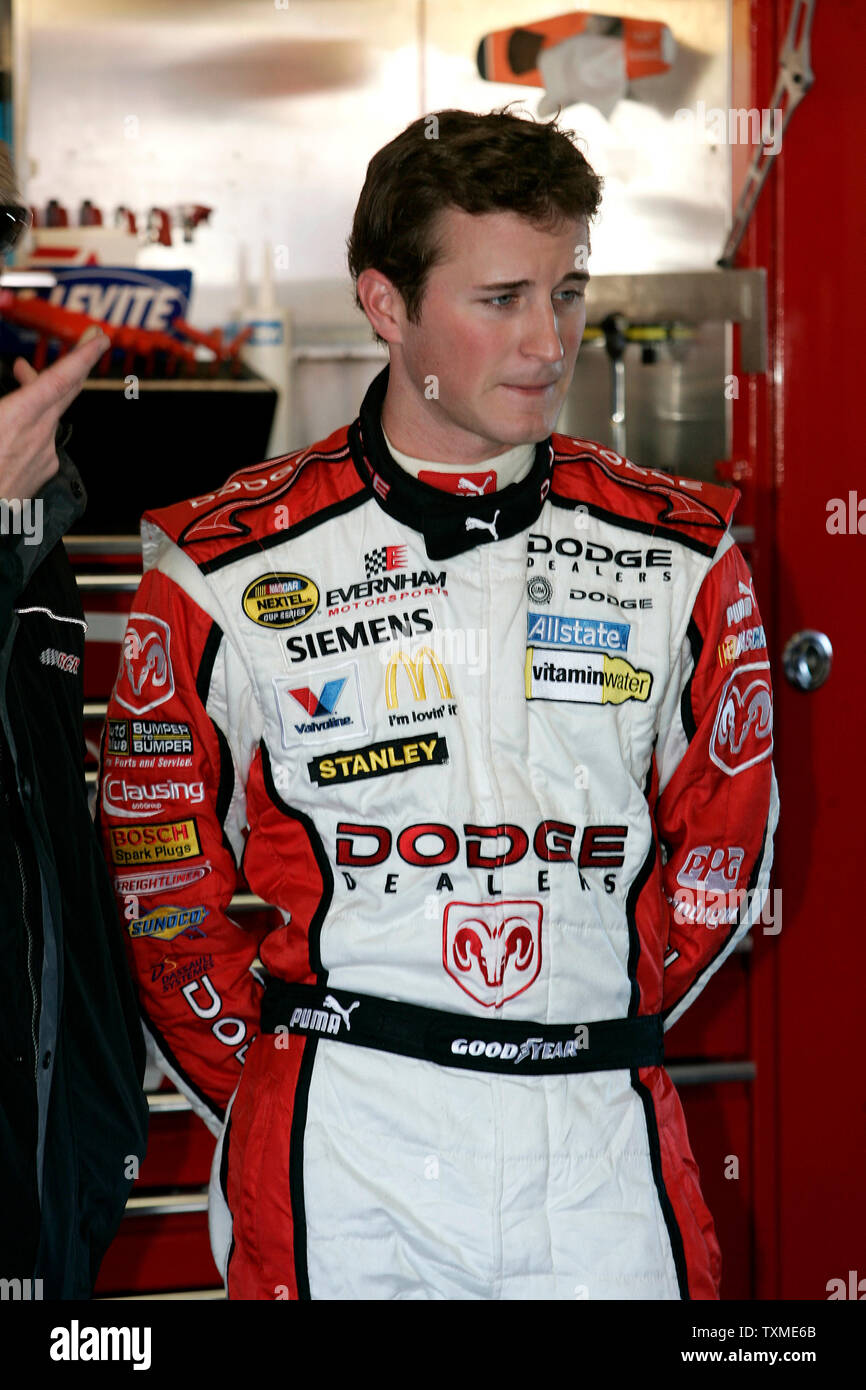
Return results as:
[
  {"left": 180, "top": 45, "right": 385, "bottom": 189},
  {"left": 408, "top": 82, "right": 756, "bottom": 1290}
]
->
[{"left": 286, "top": 607, "right": 434, "bottom": 662}]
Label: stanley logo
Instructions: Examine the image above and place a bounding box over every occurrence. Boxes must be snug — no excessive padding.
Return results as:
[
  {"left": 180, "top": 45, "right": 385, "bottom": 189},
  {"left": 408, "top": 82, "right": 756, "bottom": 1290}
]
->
[
  {"left": 385, "top": 647, "right": 452, "bottom": 709},
  {"left": 308, "top": 732, "right": 448, "bottom": 785},
  {"left": 242, "top": 573, "right": 319, "bottom": 629}
]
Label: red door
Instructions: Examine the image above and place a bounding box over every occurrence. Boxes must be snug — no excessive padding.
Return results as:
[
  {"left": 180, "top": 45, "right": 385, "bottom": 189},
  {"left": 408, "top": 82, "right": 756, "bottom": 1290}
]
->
[{"left": 732, "top": 0, "right": 866, "bottom": 1299}]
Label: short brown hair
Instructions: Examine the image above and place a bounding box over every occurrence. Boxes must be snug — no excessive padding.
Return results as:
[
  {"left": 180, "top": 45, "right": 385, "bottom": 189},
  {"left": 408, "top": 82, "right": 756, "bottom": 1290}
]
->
[{"left": 347, "top": 107, "right": 603, "bottom": 338}]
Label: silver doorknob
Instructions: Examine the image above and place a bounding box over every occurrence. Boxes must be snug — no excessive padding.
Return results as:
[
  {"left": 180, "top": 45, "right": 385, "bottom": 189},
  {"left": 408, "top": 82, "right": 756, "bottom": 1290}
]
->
[{"left": 782, "top": 630, "right": 833, "bottom": 691}]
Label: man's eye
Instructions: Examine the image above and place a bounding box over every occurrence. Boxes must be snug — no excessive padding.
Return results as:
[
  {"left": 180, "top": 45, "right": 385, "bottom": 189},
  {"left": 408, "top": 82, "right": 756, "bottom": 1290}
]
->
[
  {"left": 486, "top": 295, "right": 517, "bottom": 308},
  {"left": 556, "top": 289, "right": 586, "bottom": 303}
]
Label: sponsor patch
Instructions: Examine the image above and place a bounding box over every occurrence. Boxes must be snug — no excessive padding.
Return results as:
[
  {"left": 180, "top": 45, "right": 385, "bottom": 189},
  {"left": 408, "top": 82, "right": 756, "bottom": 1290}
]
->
[
  {"left": 289, "top": 994, "right": 360, "bottom": 1035},
  {"left": 112, "top": 864, "right": 211, "bottom": 895},
  {"left": 108, "top": 719, "right": 193, "bottom": 756},
  {"left": 450, "top": 1034, "right": 589, "bottom": 1063},
  {"left": 725, "top": 580, "right": 754, "bottom": 627},
  {"left": 115, "top": 614, "right": 174, "bottom": 714},
  {"left": 527, "top": 575, "right": 553, "bottom": 604},
  {"left": 127, "top": 905, "right": 209, "bottom": 941},
  {"left": 709, "top": 663, "right": 773, "bottom": 775},
  {"left": 443, "top": 900, "right": 543, "bottom": 1008},
  {"left": 525, "top": 648, "right": 652, "bottom": 704},
  {"left": 102, "top": 776, "right": 205, "bottom": 818},
  {"left": 308, "top": 732, "right": 448, "bottom": 785},
  {"left": 384, "top": 646, "right": 452, "bottom": 709},
  {"left": 527, "top": 610, "right": 630, "bottom": 652},
  {"left": 39, "top": 647, "right": 80, "bottom": 675},
  {"left": 109, "top": 818, "right": 202, "bottom": 866},
  {"left": 364, "top": 544, "right": 407, "bottom": 578},
  {"left": 242, "top": 573, "right": 319, "bottom": 629},
  {"left": 286, "top": 606, "right": 434, "bottom": 663},
  {"left": 717, "top": 624, "right": 766, "bottom": 668},
  {"left": 568, "top": 589, "right": 653, "bottom": 610},
  {"left": 417, "top": 470, "right": 497, "bottom": 496},
  {"left": 325, "top": 568, "right": 447, "bottom": 607},
  {"left": 152, "top": 952, "right": 214, "bottom": 992},
  {"left": 273, "top": 661, "right": 367, "bottom": 747},
  {"left": 676, "top": 845, "right": 745, "bottom": 892}
]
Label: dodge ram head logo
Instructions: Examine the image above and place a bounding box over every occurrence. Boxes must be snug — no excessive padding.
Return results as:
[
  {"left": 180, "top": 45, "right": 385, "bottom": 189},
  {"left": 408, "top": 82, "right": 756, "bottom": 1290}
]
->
[
  {"left": 443, "top": 900, "right": 542, "bottom": 1008},
  {"left": 709, "top": 662, "right": 773, "bottom": 776},
  {"left": 115, "top": 614, "right": 174, "bottom": 714}
]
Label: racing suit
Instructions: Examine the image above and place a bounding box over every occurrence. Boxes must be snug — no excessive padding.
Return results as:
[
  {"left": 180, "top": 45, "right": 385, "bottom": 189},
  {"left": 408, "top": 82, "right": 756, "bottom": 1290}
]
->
[{"left": 96, "top": 363, "right": 779, "bottom": 1300}]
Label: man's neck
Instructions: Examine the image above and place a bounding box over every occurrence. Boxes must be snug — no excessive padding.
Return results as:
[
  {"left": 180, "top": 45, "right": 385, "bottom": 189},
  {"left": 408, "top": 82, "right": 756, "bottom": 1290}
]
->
[
  {"left": 378, "top": 365, "right": 538, "bottom": 491},
  {"left": 379, "top": 364, "right": 531, "bottom": 467},
  {"left": 381, "top": 421, "right": 535, "bottom": 492}
]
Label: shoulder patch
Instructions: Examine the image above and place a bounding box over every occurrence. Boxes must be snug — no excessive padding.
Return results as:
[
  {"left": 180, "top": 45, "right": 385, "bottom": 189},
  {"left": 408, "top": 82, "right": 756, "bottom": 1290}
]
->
[
  {"left": 143, "top": 425, "right": 364, "bottom": 569},
  {"left": 551, "top": 433, "right": 740, "bottom": 538}
]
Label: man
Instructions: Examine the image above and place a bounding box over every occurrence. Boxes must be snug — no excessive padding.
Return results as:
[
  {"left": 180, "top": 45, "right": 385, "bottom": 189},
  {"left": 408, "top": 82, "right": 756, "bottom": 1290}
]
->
[
  {"left": 0, "top": 145, "right": 148, "bottom": 1297},
  {"left": 97, "top": 108, "right": 778, "bottom": 1300}
]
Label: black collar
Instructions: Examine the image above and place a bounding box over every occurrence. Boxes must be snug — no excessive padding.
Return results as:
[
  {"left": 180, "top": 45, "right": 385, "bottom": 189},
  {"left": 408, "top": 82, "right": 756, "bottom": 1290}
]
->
[{"left": 347, "top": 364, "right": 553, "bottom": 560}]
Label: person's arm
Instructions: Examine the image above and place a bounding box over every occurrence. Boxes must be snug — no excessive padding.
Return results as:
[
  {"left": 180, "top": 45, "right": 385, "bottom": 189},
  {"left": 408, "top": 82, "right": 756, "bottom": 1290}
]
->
[
  {"left": 653, "top": 530, "right": 780, "bottom": 1027},
  {"left": 96, "top": 562, "right": 267, "bottom": 1135}
]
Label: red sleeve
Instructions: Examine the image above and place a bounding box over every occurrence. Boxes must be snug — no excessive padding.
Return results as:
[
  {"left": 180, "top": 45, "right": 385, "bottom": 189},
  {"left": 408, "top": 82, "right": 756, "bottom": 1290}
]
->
[
  {"left": 654, "top": 538, "right": 779, "bottom": 1027},
  {"left": 96, "top": 568, "right": 266, "bottom": 1134}
]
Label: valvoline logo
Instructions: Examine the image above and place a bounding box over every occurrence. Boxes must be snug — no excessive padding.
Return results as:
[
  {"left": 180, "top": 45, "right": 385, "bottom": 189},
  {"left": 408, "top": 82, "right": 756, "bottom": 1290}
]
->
[
  {"left": 273, "top": 661, "right": 368, "bottom": 749},
  {"left": 289, "top": 677, "right": 346, "bottom": 719},
  {"left": 43, "top": 268, "right": 191, "bottom": 331}
]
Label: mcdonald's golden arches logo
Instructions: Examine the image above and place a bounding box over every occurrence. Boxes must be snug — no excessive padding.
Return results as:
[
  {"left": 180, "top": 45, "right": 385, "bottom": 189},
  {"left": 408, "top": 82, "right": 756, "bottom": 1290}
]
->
[{"left": 385, "top": 648, "right": 453, "bottom": 709}]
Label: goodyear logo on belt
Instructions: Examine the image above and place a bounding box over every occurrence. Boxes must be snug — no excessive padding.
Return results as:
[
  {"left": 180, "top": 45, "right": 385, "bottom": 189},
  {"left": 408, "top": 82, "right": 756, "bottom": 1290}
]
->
[
  {"left": 242, "top": 573, "right": 319, "bottom": 629},
  {"left": 128, "top": 905, "right": 209, "bottom": 941}
]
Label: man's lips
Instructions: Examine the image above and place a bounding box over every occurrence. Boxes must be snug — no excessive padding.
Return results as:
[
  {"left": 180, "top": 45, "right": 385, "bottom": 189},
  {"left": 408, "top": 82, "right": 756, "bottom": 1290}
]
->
[{"left": 502, "top": 381, "right": 559, "bottom": 395}]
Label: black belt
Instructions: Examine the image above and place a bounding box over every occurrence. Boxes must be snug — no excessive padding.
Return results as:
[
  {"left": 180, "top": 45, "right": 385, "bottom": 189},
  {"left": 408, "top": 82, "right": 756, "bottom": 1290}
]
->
[{"left": 260, "top": 979, "right": 663, "bottom": 1076}]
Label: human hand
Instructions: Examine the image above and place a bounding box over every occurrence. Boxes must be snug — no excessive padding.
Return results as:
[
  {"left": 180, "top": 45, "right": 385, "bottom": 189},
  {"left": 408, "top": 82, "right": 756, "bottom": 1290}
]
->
[{"left": 0, "top": 327, "right": 110, "bottom": 500}]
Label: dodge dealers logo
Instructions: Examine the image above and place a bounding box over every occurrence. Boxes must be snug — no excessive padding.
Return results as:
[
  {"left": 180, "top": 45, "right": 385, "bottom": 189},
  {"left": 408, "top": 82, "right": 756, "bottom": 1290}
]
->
[{"left": 443, "top": 900, "right": 542, "bottom": 1008}]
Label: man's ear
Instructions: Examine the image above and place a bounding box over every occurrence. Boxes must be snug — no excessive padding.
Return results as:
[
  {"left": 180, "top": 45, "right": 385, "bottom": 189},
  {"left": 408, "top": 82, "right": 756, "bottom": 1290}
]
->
[{"left": 356, "top": 268, "right": 405, "bottom": 346}]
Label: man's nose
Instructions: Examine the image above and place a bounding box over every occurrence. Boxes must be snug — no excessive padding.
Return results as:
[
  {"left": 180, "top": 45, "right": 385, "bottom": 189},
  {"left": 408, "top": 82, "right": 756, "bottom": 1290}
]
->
[{"left": 520, "top": 304, "right": 566, "bottom": 363}]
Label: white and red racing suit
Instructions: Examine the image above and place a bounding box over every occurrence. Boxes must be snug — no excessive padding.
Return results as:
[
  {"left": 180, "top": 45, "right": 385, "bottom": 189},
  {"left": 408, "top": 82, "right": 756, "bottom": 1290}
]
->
[{"left": 96, "top": 364, "right": 778, "bottom": 1300}]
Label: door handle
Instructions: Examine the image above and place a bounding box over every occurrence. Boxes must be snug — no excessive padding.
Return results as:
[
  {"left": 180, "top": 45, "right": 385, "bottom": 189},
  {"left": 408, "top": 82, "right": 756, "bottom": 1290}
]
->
[{"left": 782, "top": 630, "right": 832, "bottom": 690}]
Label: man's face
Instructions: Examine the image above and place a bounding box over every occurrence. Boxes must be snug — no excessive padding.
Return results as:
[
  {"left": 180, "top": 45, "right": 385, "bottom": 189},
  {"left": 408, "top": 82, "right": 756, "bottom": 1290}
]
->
[{"left": 395, "top": 207, "right": 589, "bottom": 452}]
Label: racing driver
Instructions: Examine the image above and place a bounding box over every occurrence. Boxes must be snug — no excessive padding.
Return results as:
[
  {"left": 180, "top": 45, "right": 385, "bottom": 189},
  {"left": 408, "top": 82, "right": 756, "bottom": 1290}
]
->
[{"left": 96, "top": 108, "right": 779, "bottom": 1300}]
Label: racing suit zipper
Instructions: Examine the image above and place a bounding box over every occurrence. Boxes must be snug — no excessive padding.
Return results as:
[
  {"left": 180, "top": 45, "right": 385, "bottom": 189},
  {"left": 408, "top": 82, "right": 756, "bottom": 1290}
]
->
[{"left": 480, "top": 543, "right": 507, "bottom": 1293}]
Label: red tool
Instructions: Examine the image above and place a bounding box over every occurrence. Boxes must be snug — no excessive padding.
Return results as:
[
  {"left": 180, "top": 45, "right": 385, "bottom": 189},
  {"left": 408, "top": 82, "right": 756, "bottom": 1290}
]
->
[{"left": 0, "top": 290, "right": 197, "bottom": 376}]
